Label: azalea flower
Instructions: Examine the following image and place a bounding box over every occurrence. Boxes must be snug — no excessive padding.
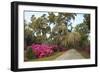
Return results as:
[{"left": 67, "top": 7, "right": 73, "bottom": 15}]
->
[{"left": 31, "top": 44, "right": 54, "bottom": 58}]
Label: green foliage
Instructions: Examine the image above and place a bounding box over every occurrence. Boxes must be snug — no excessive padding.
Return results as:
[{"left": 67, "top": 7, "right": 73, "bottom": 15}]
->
[
  {"left": 75, "top": 23, "right": 89, "bottom": 35},
  {"left": 48, "top": 12, "right": 56, "bottom": 24},
  {"left": 24, "top": 27, "right": 33, "bottom": 45},
  {"left": 83, "top": 14, "right": 90, "bottom": 30},
  {"left": 26, "top": 47, "right": 36, "bottom": 60},
  {"left": 74, "top": 15, "right": 90, "bottom": 48}
]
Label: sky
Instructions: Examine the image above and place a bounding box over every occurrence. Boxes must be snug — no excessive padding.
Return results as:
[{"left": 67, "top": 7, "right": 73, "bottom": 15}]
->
[{"left": 24, "top": 11, "right": 84, "bottom": 28}]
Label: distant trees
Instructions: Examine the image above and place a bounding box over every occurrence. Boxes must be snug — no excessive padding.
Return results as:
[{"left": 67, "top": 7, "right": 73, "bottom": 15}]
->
[{"left": 75, "top": 14, "right": 90, "bottom": 48}]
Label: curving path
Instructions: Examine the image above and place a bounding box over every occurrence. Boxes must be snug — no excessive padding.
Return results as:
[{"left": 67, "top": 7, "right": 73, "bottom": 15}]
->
[{"left": 55, "top": 49, "right": 85, "bottom": 60}]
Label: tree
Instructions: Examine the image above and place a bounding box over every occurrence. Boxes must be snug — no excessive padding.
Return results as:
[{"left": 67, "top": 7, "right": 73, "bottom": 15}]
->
[
  {"left": 51, "top": 13, "right": 76, "bottom": 47},
  {"left": 28, "top": 14, "right": 52, "bottom": 43},
  {"left": 83, "top": 14, "right": 90, "bottom": 30},
  {"left": 63, "top": 13, "right": 76, "bottom": 32},
  {"left": 74, "top": 22, "right": 90, "bottom": 48},
  {"left": 24, "top": 26, "right": 33, "bottom": 46},
  {"left": 48, "top": 12, "right": 56, "bottom": 25},
  {"left": 75, "top": 23, "right": 89, "bottom": 35}
]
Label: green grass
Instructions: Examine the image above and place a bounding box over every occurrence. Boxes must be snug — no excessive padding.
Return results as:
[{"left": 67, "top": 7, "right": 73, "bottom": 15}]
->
[{"left": 29, "top": 51, "right": 65, "bottom": 61}]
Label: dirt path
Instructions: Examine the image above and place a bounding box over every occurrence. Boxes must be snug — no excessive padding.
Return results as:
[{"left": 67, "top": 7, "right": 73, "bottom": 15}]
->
[{"left": 55, "top": 49, "right": 85, "bottom": 60}]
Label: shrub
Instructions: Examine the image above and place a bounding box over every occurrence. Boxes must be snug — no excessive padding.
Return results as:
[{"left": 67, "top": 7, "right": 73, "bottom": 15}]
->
[
  {"left": 26, "top": 47, "right": 36, "bottom": 60},
  {"left": 31, "top": 44, "right": 54, "bottom": 58},
  {"left": 49, "top": 44, "right": 58, "bottom": 52}
]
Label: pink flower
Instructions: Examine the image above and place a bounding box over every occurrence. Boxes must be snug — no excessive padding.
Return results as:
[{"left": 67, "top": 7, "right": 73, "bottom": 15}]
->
[{"left": 31, "top": 44, "right": 54, "bottom": 58}]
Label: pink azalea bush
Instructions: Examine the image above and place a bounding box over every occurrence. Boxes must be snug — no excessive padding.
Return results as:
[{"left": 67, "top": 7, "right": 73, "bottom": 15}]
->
[
  {"left": 31, "top": 44, "right": 54, "bottom": 58},
  {"left": 48, "top": 44, "right": 58, "bottom": 52},
  {"left": 31, "top": 43, "right": 67, "bottom": 58}
]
